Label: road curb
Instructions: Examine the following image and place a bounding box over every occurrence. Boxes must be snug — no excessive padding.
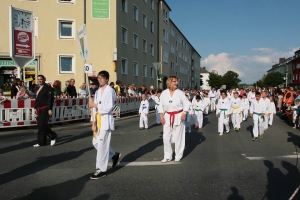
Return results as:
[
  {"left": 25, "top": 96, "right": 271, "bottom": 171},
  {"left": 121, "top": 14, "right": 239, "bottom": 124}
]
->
[{"left": 0, "top": 110, "right": 155, "bottom": 138}]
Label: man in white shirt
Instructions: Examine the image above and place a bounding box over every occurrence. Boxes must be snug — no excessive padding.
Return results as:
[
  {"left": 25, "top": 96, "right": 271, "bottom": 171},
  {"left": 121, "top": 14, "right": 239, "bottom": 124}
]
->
[{"left": 209, "top": 88, "right": 217, "bottom": 111}]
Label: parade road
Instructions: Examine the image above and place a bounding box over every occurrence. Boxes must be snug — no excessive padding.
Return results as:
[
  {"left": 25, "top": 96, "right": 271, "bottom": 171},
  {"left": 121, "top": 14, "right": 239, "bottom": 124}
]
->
[{"left": 0, "top": 112, "right": 299, "bottom": 200}]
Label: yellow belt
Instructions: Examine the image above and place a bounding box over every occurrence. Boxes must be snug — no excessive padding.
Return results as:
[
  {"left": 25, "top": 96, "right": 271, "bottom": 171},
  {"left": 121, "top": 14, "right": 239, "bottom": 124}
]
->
[{"left": 93, "top": 111, "right": 102, "bottom": 138}]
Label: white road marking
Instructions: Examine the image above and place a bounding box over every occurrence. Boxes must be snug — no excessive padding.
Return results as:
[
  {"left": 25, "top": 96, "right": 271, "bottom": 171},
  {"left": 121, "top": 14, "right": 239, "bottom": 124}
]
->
[
  {"left": 116, "top": 161, "right": 182, "bottom": 166},
  {"left": 244, "top": 155, "right": 299, "bottom": 160}
]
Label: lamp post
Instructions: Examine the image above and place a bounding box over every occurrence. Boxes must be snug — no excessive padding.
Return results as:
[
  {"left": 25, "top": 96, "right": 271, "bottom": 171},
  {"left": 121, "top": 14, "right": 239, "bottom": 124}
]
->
[{"left": 282, "top": 63, "right": 289, "bottom": 88}]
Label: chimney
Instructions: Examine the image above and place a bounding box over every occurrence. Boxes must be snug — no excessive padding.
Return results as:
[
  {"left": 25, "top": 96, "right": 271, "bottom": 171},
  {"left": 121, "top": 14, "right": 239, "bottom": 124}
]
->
[{"left": 279, "top": 58, "right": 286, "bottom": 64}]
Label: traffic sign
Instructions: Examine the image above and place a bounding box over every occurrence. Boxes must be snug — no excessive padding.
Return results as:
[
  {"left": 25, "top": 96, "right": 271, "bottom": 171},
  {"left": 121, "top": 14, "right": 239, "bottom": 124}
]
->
[
  {"left": 9, "top": 6, "right": 35, "bottom": 68},
  {"left": 84, "top": 64, "right": 92, "bottom": 73},
  {"left": 77, "top": 24, "right": 90, "bottom": 61}
]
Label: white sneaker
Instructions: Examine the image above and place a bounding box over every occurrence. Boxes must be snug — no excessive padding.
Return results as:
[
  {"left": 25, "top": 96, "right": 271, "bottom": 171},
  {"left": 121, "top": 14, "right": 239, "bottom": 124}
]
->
[
  {"left": 219, "top": 133, "right": 223, "bottom": 136},
  {"left": 33, "top": 144, "right": 40, "bottom": 147},
  {"left": 51, "top": 139, "right": 56, "bottom": 146},
  {"left": 188, "top": 129, "right": 191, "bottom": 133},
  {"left": 161, "top": 158, "right": 171, "bottom": 163},
  {"left": 175, "top": 158, "right": 181, "bottom": 162}
]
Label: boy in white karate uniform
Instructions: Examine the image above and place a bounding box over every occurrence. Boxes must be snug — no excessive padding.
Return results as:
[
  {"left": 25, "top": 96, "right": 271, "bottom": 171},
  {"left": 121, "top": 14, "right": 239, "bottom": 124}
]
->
[
  {"left": 250, "top": 91, "right": 266, "bottom": 141},
  {"left": 261, "top": 91, "right": 271, "bottom": 131},
  {"left": 268, "top": 96, "right": 276, "bottom": 126},
  {"left": 139, "top": 94, "right": 149, "bottom": 130},
  {"left": 209, "top": 88, "right": 217, "bottom": 111},
  {"left": 230, "top": 92, "right": 242, "bottom": 131},
  {"left": 241, "top": 93, "right": 249, "bottom": 121},
  {"left": 185, "top": 94, "right": 194, "bottom": 133},
  {"left": 216, "top": 90, "right": 231, "bottom": 136},
  {"left": 151, "top": 89, "right": 162, "bottom": 125},
  {"left": 89, "top": 70, "right": 121, "bottom": 180},
  {"left": 203, "top": 92, "right": 210, "bottom": 114},
  {"left": 192, "top": 95, "right": 206, "bottom": 129}
]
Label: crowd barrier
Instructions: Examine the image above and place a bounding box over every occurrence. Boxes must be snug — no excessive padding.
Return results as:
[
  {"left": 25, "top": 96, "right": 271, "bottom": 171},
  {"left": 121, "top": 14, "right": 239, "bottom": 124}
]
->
[{"left": 0, "top": 97, "right": 155, "bottom": 128}]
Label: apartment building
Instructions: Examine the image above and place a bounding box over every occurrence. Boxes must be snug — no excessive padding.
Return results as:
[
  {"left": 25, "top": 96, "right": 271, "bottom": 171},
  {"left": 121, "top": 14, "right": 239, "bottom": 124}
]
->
[{"left": 0, "top": 0, "right": 201, "bottom": 94}]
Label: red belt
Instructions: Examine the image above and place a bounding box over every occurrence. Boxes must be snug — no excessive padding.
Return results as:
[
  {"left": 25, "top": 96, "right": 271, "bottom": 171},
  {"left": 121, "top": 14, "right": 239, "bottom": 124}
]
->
[
  {"left": 166, "top": 110, "right": 183, "bottom": 128},
  {"left": 36, "top": 106, "right": 48, "bottom": 119}
]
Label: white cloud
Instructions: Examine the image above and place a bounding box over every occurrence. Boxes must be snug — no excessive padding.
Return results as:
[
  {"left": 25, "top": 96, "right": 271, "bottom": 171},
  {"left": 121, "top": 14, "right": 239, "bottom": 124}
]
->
[{"left": 201, "top": 48, "right": 297, "bottom": 84}]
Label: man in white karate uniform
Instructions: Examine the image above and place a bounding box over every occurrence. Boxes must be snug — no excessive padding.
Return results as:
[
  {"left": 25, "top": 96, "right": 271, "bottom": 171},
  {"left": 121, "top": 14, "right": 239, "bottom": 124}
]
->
[
  {"left": 216, "top": 90, "right": 231, "bottom": 136},
  {"left": 250, "top": 91, "right": 266, "bottom": 141},
  {"left": 209, "top": 87, "right": 217, "bottom": 111},
  {"left": 247, "top": 89, "right": 256, "bottom": 105},
  {"left": 151, "top": 89, "right": 162, "bottom": 125},
  {"left": 230, "top": 92, "right": 242, "bottom": 131},
  {"left": 89, "top": 70, "right": 121, "bottom": 180},
  {"left": 241, "top": 93, "right": 250, "bottom": 121},
  {"left": 157, "top": 76, "right": 190, "bottom": 162},
  {"left": 261, "top": 91, "right": 271, "bottom": 131}
]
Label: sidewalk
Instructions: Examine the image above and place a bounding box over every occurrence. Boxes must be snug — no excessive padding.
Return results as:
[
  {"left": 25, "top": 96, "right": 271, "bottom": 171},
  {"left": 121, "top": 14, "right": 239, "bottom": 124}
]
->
[{"left": 0, "top": 110, "right": 155, "bottom": 138}]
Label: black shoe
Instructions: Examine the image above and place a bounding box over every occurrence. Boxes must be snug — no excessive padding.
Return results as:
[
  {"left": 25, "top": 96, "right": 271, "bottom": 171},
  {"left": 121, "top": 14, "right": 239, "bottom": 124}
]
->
[
  {"left": 112, "top": 152, "right": 121, "bottom": 168},
  {"left": 90, "top": 169, "right": 107, "bottom": 180}
]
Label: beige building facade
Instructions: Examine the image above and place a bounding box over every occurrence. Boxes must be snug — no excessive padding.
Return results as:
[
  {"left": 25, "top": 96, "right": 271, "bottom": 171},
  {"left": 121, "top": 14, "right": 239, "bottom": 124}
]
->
[{"left": 0, "top": 0, "right": 200, "bottom": 95}]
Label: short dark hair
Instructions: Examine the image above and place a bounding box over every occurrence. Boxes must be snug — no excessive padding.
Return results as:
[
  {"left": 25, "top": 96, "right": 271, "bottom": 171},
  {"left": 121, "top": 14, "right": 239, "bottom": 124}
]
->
[
  {"left": 220, "top": 90, "right": 227, "bottom": 96},
  {"left": 196, "top": 95, "right": 201, "bottom": 100},
  {"left": 98, "top": 70, "right": 109, "bottom": 80},
  {"left": 37, "top": 75, "right": 46, "bottom": 81},
  {"left": 255, "top": 91, "right": 261, "bottom": 96}
]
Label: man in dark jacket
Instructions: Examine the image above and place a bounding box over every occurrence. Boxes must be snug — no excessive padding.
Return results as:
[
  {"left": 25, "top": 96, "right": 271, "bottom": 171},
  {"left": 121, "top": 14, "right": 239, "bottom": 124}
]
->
[{"left": 33, "top": 75, "right": 57, "bottom": 147}]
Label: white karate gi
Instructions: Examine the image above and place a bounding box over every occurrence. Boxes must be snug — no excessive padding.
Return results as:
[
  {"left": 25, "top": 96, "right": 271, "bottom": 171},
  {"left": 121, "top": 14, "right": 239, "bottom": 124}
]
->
[
  {"left": 151, "top": 95, "right": 161, "bottom": 124},
  {"left": 262, "top": 98, "right": 271, "bottom": 130},
  {"left": 185, "top": 101, "right": 194, "bottom": 133},
  {"left": 209, "top": 90, "right": 217, "bottom": 111},
  {"left": 203, "top": 97, "right": 210, "bottom": 114},
  {"left": 250, "top": 98, "right": 266, "bottom": 137},
  {"left": 157, "top": 89, "right": 190, "bottom": 161},
  {"left": 268, "top": 101, "right": 276, "bottom": 125},
  {"left": 247, "top": 92, "right": 256, "bottom": 104},
  {"left": 230, "top": 97, "right": 242, "bottom": 129},
  {"left": 216, "top": 97, "right": 231, "bottom": 133},
  {"left": 139, "top": 100, "right": 149, "bottom": 128},
  {"left": 92, "top": 86, "right": 116, "bottom": 172},
  {"left": 192, "top": 100, "right": 206, "bottom": 128},
  {"left": 241, "top": 98, "right": 250, "bottom": 121}
]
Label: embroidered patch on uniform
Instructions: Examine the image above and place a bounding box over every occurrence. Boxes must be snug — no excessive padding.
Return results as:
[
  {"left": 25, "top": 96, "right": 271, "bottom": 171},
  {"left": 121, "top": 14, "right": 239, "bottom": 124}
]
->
[
  {"left": 99, "top": 101, "right": 101, "bottom": 104},
  {"left": 169, "top": 100, "right": 172, "bottom": 103}
]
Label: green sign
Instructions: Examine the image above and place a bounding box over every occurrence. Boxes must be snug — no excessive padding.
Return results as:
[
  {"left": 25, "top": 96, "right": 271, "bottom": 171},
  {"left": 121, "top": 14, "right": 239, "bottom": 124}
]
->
[
  {"left": 0, "top": 60, "right": 37, "bottom": 67},
  {"left": 92, "top": 0, "right": 110, "bottom": 19}
]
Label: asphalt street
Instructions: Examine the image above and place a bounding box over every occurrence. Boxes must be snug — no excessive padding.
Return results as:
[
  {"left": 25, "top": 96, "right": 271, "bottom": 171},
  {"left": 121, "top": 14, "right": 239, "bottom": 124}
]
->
[{"left": 0, "top": 112, "right": 300, "bottom": 200}]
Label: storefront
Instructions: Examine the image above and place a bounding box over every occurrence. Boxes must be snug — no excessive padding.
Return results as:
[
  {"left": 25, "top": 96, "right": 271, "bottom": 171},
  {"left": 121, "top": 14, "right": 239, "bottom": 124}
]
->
[{"left": 0, "top": 59, "right": 38, "bottom": 96}]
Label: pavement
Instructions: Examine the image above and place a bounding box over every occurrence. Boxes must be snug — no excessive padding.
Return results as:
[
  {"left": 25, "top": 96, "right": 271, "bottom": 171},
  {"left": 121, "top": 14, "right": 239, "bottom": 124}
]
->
[{"left": 0, "top": 111, "right": 300, "bottom": 199}]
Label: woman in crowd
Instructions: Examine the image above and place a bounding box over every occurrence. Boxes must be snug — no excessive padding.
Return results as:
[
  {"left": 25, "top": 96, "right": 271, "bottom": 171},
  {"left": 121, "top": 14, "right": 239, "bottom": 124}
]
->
[
  {"left": 78, "top": 83, "right": 88, "bottom": 98},
  {"left": 157, "top": 76, "right": 189, "bottom": 162},
  {"left": 52, "top": 80, "right": 63, "bottom": 98},
  {"left": 10, "top": 78, "right": 20, "bottom": 99},
  {"left": 29, "top": 84, "right": 38, "bottom": 99}
]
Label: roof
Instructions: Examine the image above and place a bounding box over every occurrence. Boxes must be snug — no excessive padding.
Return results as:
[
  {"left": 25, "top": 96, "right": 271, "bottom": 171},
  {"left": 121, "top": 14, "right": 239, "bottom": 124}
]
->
[{"left": 200, "top": 67, "right": 209, "bottom": 73}]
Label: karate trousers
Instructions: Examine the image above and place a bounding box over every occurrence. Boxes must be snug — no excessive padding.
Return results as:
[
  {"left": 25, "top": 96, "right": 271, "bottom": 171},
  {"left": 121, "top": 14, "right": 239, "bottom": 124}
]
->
[
  {"left": 218, "top": 115, "right": 230, "bottom": 133},
  {"left": 204, "top": 106, "right": 209, "bottom": 114},
  {"left": 139, "top": 113, "right": 148, "bottom": 128},
  {"left": 210, "top": 99, "right": 216, "bottom": 111},
  {"left": 263, "top": 115, "right": 269, "bottom": 130},
  {"left": 37, "top": 109, "right": 57, "bottom": 146},
  {"left": 268, "top": 114, "right": 274, "bottom": 125},
  {"left": 185, "top": 113, "right": 191, "bottom": 132},
  {"left": 92, "top": 130, "right": 115, "bottom": 172},
  {"left": 155, "top": 109, "right": 161, "bottom": 124},
  {"left": 163, "top": 115, "right": 185, "bottom": 160},
  {"left": 194, "top": 111, "right": 204, "bottom": 128},
  {"left": 243, "top": 109, "right": 249, "bottom": 121},
  {"left": 252, "top": 115, "right": 264, "bottom": 137},
  {"left": 231, "top": 113, "right": 241, "bottom": 129}
]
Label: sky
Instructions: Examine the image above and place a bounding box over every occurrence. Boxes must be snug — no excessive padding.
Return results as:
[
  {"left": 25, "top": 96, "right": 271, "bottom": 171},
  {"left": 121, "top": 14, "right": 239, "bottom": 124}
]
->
[{"left": 166, "top": 0, "right": 300, "bottom": 84}]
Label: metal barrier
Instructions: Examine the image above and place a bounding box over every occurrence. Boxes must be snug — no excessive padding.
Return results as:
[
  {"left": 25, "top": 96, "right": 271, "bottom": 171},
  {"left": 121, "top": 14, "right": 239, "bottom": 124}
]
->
[{"left": 0, "top": 97, "right": 155, "bottom": 128}]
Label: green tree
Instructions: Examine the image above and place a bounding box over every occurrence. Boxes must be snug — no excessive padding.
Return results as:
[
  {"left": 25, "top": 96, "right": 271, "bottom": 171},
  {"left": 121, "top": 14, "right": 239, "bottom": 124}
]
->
[
  {"left": 208, "top": 72, "right": 223, "bottom": 88},
  {"left": 222, "top": 70, "right": 241, "bottom": 89},
  {"left": 264, "top": 72, "right": 284, "bottom": 87}
]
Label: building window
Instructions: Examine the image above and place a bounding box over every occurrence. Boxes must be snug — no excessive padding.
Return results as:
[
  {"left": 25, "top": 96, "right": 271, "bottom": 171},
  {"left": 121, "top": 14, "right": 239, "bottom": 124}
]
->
[
  {"left": 133, "top": 33, "right": 138, "bottom": 49},
  {"left": 59, "top": 55, "right": 75, "bottom": 74},
  {"left": 121, "top": 58, "right": 128, "bottom": 75},
  {"left": 121, "top": 26, "right": 127, "bottom": 44},
  {"left": 151, "top": 0, "right": 154, "bottom": 10},
  {"left": 133, "top": 62, "right": 138, "bottom": 76},
  {"left": 133, "top": 5, "right": 138, "bottom": 21},
  {"left": 143, "top": 0, "right": 147, "bottom": 2},
  {"left": 150, "top": 44, "right": 154, "bottom": 56},
  {"left": 150, "top": 20, "right": 154, "bottom": 33},
  {"left": 58, "top": 0, "right": 75, "bottom": 3},
  {"left": 121, "top": 0, "right": 127, "bottom": 13},
  {"left": 150, "top": 67, "right": 154, "bottom": 78},
  {"left": 163, "top": 29, "right": 166, "bottom": 42},
  {"left": 142, "top": 39, "right": 147, "bottom": 53},
  {"left": 171, "top": 62, "right": 175, "bottom": 70},
  {"left": 142, "top": 14, "right": 147, "bottom": 28},
  {"left": 58, "top": 20, "right": 74, "bottom": 39},
  {"left": 143, "top": 65, "right": 147, "bottom": 77}
]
